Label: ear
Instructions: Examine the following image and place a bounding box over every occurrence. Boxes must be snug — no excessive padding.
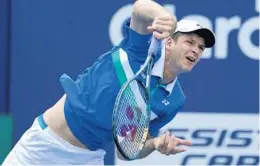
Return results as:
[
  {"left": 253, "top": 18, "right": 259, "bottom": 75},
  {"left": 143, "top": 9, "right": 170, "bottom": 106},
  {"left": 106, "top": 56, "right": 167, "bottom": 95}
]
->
[{"left": 165, "top": 37, "right": 173, "bottom": 54}]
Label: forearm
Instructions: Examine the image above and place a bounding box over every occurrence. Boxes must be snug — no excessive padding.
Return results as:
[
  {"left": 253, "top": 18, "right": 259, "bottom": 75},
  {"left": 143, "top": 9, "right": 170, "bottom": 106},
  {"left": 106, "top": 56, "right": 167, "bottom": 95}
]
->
[
  {"left": 137, "top": 136, "right": 156, "bottom": 159},
  {"left": 131, "top": 0, "right": 170, "bottom": 34},
  {"left": 116, "top": 138, "right": 155, "bottom": 160}
]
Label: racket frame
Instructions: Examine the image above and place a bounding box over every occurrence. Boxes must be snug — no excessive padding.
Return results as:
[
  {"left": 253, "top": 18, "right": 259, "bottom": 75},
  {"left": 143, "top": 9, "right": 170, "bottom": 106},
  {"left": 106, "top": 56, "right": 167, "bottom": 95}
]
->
[{"left": 113, "top": 53, "right": 155, "bottom": 160}]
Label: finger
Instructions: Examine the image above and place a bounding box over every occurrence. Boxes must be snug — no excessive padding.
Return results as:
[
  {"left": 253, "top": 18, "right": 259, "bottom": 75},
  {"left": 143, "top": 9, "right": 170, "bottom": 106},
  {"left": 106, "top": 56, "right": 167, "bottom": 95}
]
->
[
  {"left": 153, "top": 31, "right": 163, "bottom": 40},
  {"left": 153, "top": 31, "right": 170, "bottom": 40},
  {"left": 153, "top": 19, "right": 174, "bottom": 26},
  {"left": 170, "top": 147, "right": 187, "bottom": 155},
  {"left": 175, "top": 137, "right": 193, "bottom": 146},
  {"left": 155, "top": 15, "right": 173, "bottom": 21},
  {"left": 147, "top": 25, "right": 172, "bottom": 35},
  {"left": 147, "top": 26, "right": 153, "bottom": 31},
  {"left": 161, "top": 131, "right": 171, "bottom": 154},
  {"left": 165, "top": 134, "right": 179, "bottom": 155},
  {"left": 165, "top": 136, "right": 175, "bottom": 155},
  {"left": 154, "top": 15, "right": 177, "bottom": 30},
  {"left": 157, "top": 31, "right": 171, "bottom": 39},
  {"left": 149, "top": 24, "right": 172, "bottom": 34},
  {"left": 156, "top": 133, "right": 166, "bottom": 150},
  {"left": 158, "top": 132, "right": 168, "bottom": 151}
]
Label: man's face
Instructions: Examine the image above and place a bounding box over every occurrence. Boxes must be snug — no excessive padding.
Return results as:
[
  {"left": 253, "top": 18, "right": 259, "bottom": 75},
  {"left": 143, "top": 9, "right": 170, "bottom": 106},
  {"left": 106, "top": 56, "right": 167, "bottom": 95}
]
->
[{"left": 167, "top": 32, "right": 206, "bottom": 74}]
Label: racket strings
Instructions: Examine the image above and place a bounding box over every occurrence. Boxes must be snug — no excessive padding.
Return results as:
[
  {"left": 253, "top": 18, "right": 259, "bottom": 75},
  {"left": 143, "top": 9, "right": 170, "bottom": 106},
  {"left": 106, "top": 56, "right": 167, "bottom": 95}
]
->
[{"left": 114, "top": 81, "right": 149, "bottom": 158}]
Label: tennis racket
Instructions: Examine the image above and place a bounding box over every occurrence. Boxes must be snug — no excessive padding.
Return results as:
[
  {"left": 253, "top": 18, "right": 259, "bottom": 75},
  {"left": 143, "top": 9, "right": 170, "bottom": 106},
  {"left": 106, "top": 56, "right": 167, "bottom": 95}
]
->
[{"left": 112, "top": 36, "right": 160, "bottom": 160}]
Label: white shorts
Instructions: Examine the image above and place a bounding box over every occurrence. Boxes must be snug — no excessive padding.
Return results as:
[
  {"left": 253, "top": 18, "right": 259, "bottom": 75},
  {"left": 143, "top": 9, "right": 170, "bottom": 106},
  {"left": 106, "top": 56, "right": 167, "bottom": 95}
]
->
[{"left": 2, "top": 115, "right": 106, "bottom": 165}]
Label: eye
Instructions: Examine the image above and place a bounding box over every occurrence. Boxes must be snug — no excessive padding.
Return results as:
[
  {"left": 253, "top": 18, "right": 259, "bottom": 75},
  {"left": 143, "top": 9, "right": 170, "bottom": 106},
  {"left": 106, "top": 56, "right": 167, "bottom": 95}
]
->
[
  {"left": 199, "top": 45, "right": 205, "bottom": 51},
  {"left": 186, "top": 40, "right": 192, "bottom": 44}
]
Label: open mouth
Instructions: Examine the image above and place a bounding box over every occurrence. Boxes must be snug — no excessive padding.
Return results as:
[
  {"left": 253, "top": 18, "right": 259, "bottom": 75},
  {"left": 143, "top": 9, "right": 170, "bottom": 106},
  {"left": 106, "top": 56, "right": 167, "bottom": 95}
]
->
[{"left": 186, "top": 56, "right": 196, "bottom": 63}]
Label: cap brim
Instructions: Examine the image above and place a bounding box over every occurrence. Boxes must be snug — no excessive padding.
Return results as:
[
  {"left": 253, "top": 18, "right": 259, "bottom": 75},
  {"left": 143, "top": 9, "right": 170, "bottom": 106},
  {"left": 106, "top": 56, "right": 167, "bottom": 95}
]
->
[{"left": 193, "top": 29, "right": 215, "bottom": 48}]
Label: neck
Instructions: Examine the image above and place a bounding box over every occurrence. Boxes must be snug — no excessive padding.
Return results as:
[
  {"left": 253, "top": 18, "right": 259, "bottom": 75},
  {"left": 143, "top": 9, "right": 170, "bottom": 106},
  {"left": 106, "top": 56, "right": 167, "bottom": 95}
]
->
[
  {"left": 162, "top": 69, "right": 177, "bottom": 84},
  {"left": 162, "top": 57, "right": 178, "bottom": 84}
]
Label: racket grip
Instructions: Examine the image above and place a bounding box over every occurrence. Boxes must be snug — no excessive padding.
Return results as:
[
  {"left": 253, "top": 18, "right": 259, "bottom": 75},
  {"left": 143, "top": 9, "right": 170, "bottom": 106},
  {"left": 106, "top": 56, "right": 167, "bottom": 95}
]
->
[{"left": 148, "top": 36, "right": 160, "bottom": 57}]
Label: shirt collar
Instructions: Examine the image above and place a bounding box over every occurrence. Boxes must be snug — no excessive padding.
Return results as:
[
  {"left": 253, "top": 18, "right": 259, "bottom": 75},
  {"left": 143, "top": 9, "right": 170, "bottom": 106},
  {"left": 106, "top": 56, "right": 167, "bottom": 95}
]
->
[{"left": 151, "top": 40, "right": 177, "bottom": 95}]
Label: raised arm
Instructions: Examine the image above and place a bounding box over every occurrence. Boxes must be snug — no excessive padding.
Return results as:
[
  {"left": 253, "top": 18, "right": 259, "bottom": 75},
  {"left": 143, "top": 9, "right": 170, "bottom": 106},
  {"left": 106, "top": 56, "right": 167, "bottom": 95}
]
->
[{"left": 130, "top": 0, "right": 177, "bottom": 39}]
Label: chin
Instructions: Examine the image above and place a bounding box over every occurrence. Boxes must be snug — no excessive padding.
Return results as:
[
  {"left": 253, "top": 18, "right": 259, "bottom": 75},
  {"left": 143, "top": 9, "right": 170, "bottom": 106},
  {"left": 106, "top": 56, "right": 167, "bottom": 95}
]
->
[
  {"left": 183, "top": 69, "right": 192, "bottom": 73},
  {"left": 181, "top": 61, "right": 195, "bottom": 73},
  {"left": 182, "top": 65, "right": 193, "bottom": 73}
]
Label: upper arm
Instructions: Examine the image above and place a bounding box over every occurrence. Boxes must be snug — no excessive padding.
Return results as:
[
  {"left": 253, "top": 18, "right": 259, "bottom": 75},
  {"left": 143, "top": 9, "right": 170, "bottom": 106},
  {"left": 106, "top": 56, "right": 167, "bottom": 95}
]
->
[
  {"left": 148, "top": 104, "right": 184, "bottom": 137},
  {"left": 130, "top": 0, "right": 167, "bottom": 34},
  {"left": 149, "top": 111, "right": 178, "bottom": 137}
]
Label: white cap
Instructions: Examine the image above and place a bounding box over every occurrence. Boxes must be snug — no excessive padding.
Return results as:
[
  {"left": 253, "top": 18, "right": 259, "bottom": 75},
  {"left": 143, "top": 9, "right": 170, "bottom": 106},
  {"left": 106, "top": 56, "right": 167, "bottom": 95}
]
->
[{"left": 174, "top": 20, "right": 215, "bottom": 48}]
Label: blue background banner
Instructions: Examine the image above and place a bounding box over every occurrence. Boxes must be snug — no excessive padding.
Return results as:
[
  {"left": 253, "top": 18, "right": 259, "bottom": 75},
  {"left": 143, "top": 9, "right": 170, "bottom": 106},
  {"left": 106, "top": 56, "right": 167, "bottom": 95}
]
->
[
  {"left": 0, "top": 0, "right": 259, "bottom": 164},
  {"left": 0, "top": 0, "right": 10, "bottom": 114}
]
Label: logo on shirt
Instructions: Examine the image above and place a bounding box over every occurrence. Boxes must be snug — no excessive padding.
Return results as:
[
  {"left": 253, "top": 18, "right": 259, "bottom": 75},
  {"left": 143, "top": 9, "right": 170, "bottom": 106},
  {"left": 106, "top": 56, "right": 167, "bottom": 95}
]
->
[{"left": 162, "top": 99, "right": 170, "bottom": 106}]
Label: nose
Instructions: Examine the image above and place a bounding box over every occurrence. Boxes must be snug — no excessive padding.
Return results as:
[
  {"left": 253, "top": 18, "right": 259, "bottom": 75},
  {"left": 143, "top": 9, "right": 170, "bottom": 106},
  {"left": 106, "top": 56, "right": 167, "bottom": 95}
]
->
[{"left": 191, "top": 45, "right": 201, "bottom": 57}]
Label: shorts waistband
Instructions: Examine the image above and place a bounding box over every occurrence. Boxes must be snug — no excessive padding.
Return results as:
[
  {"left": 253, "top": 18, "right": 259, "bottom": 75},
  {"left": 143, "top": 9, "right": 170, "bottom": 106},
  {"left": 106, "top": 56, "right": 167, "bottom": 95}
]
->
[
  {"left": 33, "top": 114, "right": 106, "bottom": 162},
  {"left": 37, "top": 114, "right": 48, "bottom": 130}
]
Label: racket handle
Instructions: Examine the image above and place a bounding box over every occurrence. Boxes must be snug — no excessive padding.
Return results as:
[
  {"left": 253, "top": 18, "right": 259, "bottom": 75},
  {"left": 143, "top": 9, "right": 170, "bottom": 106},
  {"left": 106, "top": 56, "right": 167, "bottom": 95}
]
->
[{"left": 148, "top": 36, "right": 160, "bottom": 57}]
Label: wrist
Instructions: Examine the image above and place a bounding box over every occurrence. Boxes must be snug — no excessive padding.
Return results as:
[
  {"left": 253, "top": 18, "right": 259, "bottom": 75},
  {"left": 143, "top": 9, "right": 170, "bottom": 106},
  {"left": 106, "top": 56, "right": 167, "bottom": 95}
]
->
[
  {"left": 138, "top": 137, "right": 156, "bottom": 159},
  {"left": 145, "top": 137, "right": 156, "bottom": 150}
]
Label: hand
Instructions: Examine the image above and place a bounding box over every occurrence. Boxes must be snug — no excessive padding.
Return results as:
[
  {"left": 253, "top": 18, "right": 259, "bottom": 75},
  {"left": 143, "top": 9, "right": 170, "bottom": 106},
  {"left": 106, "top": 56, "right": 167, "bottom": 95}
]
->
[
  {"left": 147, "top": 14, "right": 177, "bottom": 40},
  {"left": 152, "top": 131, "right": 192, "bottom": 156}
]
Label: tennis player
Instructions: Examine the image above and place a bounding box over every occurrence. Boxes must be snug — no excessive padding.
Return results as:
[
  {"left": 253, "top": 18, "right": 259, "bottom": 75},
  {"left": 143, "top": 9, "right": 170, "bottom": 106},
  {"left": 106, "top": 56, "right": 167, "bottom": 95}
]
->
[{"left": 2, "top": 0, "right": 215, "bottom": 165}]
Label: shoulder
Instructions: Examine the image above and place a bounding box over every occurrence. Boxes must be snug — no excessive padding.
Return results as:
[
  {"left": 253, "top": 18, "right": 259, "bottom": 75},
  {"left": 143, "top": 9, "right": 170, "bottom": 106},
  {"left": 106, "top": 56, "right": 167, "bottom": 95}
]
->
[
  {"left": 84, "top": 47, "right": 121, "bottom": 74},
  {"left": 175, "top": 79, "right": 186, "bottom": 101},
  {"left": 167, "top": 79, "right": 186, "bottom": 109},
  {"left": 93, "top": 46, "right": 121, "bottom": 64},
  {"left": 68, "top": 47, "right": 121, "bottom": 91}
]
